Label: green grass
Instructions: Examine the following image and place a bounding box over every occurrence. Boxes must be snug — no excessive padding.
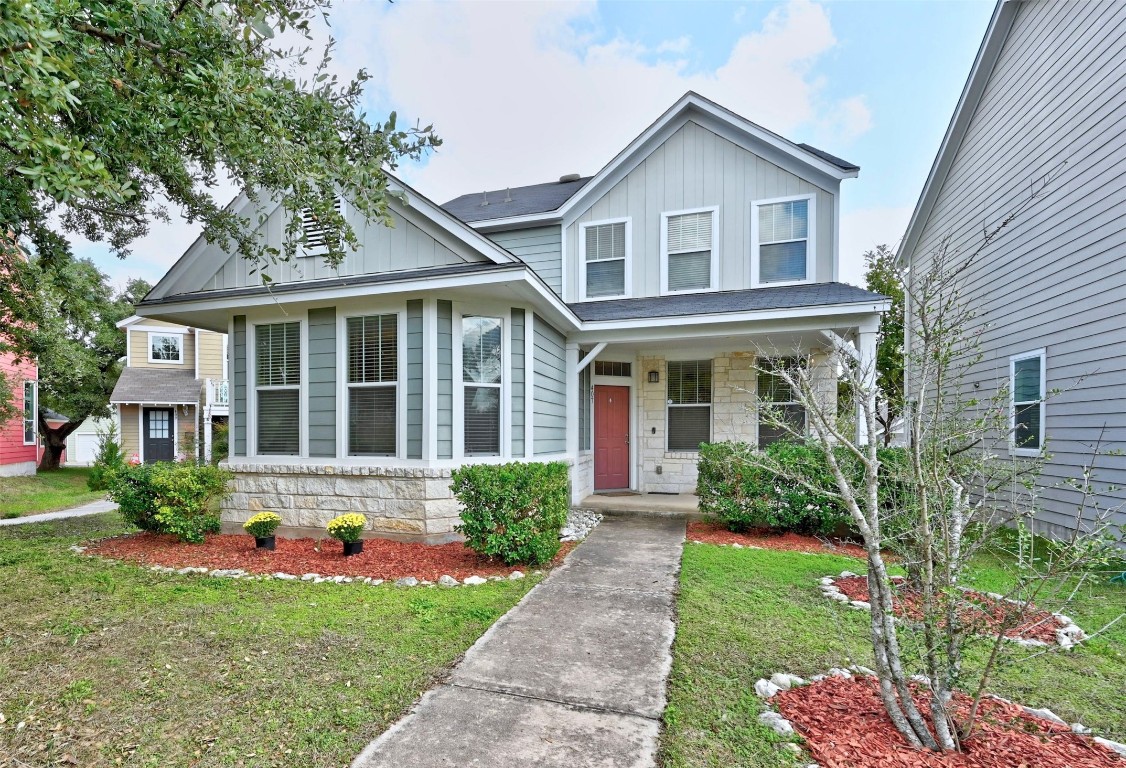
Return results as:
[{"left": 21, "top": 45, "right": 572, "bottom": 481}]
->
[
  {"left": 0, "top": 467, "right": 104, "bottom": 518},
  {"left": 660, "top": 542, "right": 1126, "bottom": 768},
  {"left": 0, "top": 514, "right": 537, "bottom": 767}
]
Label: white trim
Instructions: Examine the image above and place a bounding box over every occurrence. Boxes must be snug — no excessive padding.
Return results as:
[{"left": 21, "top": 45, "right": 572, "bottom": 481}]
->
[
  {"left": 139, "top": 405, "right": 177, "bottom": 463},
  {"left": 248, "top": 317, "right": 305, "bottom": 458},
  {"left": 21, "top": 380, "right": 37, "bottom": 445},
  {"left": 751, "top": 193, "right": 816, "bottom": 288},
  {"left": 660, "top": 206, "right": 720, "bottom": 296},
  {"left": 1009, "top": 348, "right": 1046, "bottom": 457},
  {"left": 194, "top": 328, "right": 199, "bottom": 374},
  {"left": 524, "top": 310, "right": 536, "bottom": 458},
  {"left": 454, "top": 307, "right": 509, "bottom": 460},
  {"left": 337, "top": 306, "right": 407, "bottom": 459},
  {"left": 665, "top": 358, "right": 713, "bottom": 452},
  {"left": 592, "top": 380, "right": 634, "bottom": 491},
  {"left": 578, "top": 217, "right": 632, "bottom": 302},
  {"left": 423, "top": 298, "right": 438, "bottom": 461},
  {"left": 147, "top": 331, "right": 185, "bottom": 365}
]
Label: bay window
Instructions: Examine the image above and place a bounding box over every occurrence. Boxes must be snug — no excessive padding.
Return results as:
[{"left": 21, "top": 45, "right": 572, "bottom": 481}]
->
[{"left": 462, "top": 316, "right": 503, "bottom": 456}]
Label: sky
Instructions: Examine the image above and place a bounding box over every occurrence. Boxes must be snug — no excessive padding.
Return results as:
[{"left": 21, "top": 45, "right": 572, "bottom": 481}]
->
[{"left": 72, "top": 0, "right": 997, "bottom": 290}]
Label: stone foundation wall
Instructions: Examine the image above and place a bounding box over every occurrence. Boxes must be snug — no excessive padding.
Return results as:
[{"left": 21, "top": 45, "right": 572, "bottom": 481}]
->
[{"left": 221, "top": 463, "right": 461, "bottom": 543}]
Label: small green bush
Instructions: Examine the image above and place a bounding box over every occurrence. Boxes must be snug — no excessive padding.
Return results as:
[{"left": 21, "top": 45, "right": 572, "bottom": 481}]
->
[
  {"left": 451, "top": 461, "right": 569, "bottom": 565},
  {"left": 107, "top": 462, "right": 232, "bottom": 543},
  {"left": 87, "top": 422, "right": 126, "bottom": 491}
]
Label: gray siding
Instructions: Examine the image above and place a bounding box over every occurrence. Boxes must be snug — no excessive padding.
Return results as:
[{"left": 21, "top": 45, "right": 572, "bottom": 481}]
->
[
  {"left": 231, "top": 316, "right": 247, "bottom": 456},
  {"left": 437, "top": 300, "right": 453, "bottom": 459},
  {"left": 533, "top": 314, "right": 567, "bottom": 455},
  {"left": 406, "top": 300, "right": 423, "bottom": 459},
  {"left": 489, "top": 227, "right": 563, "bottom": 295},
  {"left": 510, "top": 308, "right": 526, "bottom": 457},
  {"left": 907, "top": 0, "right": 1126, "bottom": 533},
  {"left": 307, "top": 307, "right": 337, "bottom": 457},
  {"left": 563, "top": 120, "right": 836, "bottom": 302}
]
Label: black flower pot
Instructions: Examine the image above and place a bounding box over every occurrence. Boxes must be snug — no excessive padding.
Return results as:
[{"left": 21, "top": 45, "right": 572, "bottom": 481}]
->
[
  {"left": 343, "top": 540, "right": 363, "bottom": 557},
  {"left": 255, "top": 535, "right": 276, "bottom": 551}
]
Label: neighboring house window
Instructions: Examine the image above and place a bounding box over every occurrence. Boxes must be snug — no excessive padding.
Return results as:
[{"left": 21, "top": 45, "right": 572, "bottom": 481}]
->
[
  {"left": 149, "top": 333, "right": 183, "bottom": 363},
  {"left": 581, "top": 220, "right": 629, "bottom": 299},
  {"left": 663, "top": 208, "right": 717, "bottom": 293},
  {"left": 758, "top": 358, "right": 805, "bottom": 447},
  {"left": 1010, "top": 350, "right": 1045, "bottom": 454},
  {"left": 255, "top": 322, "right": 301, "bottom": 455},
  {"left": 347, "top": 314, "right": 398, "bottom": 456},
  {"left": 22, "top": 381, "right": 36, "bottom": 445},
  {"left": 300, "top": 197, "right": 343, "bottom": 255},
  {"left": 667, "top": 360, "right": 711, "bottom": 451},
  {"left": 754, "top": 196, "right": 813, "bottom": 284},
  {"left": 462, "top": 316, "right": 503, "bottom": 456}
]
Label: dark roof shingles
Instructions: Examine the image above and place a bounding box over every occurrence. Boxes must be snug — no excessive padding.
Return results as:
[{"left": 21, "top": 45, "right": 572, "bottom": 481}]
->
[
  {"left": 797, "top": 143, "right": 860, "bottom": 172},
  {"left": 442, "top": 177, "right": 592, "bottom": 223},
  {"left": 110, "top": 368, "right": 203, "bottom": 404}
]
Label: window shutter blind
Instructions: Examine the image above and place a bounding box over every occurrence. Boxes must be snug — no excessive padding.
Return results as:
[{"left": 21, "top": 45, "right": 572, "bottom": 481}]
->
[
  {"left": 666, "top": 212, "right": 713, "bottom": 292},
  {"left": 463, "top": 386, "right": 500, "bottom": 455},
  {"left": 301, "top": 198, "right": 342, "bottom": 253},
  {"left": 256, "top": 322, "right": 300, "bottom": 386},
  {"left": 667, "top": 360, "right": 713, "bottom": 405},
  {"left": 585, "top": 223, "right": 627, "bottom": 297},
  {"left": 349, "top": 388, "right": 397, "bottom": 455},
  {"left": 462, "top": 318, "right": 502, "bottom": 384},
  {"left": 585, "top": 222, "right": 626, "bottom": 261},
  {"left": 667, "top": 251, "right": 712, "bottom": 291},
  {"left": 758, "top": 200, "right": 809, "bottom": 283},
  {"left": 255, "top": 322, "right": 301, "bottom": 455},
  {"left": 667, "top": 360, "right": 712, "bottom": 451},
  {"left": 257, "top": 390, "right": 300, "bottom": 454},
  {"left": 347, "top": 315, "right": 398, "bottom": 383},
  {"left": 586, "top": 260, "right": 626, "bottom": 297},
  {"left": 667, "top": 212, "right": 712, "bottom": 252},
  {"left": 759, "top": 241, "right": 807, "bottom": 283},
  {"left": 1012, "top": 358, "right": 1041, "bottom": 402}
]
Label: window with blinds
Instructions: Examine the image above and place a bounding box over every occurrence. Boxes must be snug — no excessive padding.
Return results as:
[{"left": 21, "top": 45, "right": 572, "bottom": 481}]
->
[
  {"left": 22, "top": 381, "right": 35, "bottom": 445},
  {"left": 300, "top": 197, "right": 342, "bottom": 255},
  {"left": 462, "top": 316, "right": 503, "bottom": 456},
  {"left": 667, "top": 360, "right": 711, "bottom": 451},
  {"left": 665, "top": 210, "right": 714, "bottom": 293},
  {"left": 255, "top": 322, "right": 301, "bottom": 455},
  {"left": 757, "top": 198, "right": 810, "bottom": 283},
  {"left": 757, "top": 358, "right": 806, "bottom": 447},
  {"left": 347, "top": 314, "right": 398, "bottom": 456},
  {"left": 583, "top": 221, "right": 627, "bottom": 298},
  {"left": 1010, "top": 351, "right": 1044, "bottom": 453}
]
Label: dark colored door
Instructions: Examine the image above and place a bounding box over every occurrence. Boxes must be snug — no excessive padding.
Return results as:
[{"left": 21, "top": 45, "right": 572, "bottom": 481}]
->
[
  {"left": 143, "top": 408, "right": 175, "bottom": 463},
  {"left": 594, "top": 385, "right": 630, "bottom": 490}
]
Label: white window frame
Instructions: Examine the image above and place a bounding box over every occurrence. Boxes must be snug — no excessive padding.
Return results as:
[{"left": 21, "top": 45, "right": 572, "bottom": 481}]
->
[
  {"left": 340, "top": 309, "right": 406, "bottom": 458},
  {"left": 578, "top": 217, "right": 632, "bottom": 301},
  {"left": 147, "top": 332, "right": 184, "bottom": 364},
  {"left": 454, "top": 309, "right": 508, "bottom": 459},
  {"left": 298, "top": 196, "right": 347, "bottom": 259},
  {"left": 249, "top": 319, "right": 306, "bottom": 458},
  {"left": 22, "top": 380, "right": 36, "bottom": 445},
  {"left": 1009, "top": 349, "right": 1046, "bottom": 457},
  {"left": 756, "top": 358, "right": 807, "bottom": 447},
  {"left": 665, "top": 359, "right": 713, "bottom": 453},
  {"left": 660, "top": 206, "right": 720, "bottom": 296},
  {"left": 751, "top": 193, "right": 816, "bottom": 288}
]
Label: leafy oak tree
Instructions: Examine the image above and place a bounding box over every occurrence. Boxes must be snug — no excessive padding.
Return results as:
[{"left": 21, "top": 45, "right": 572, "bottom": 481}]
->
[{"left": 864, "top": 244, "right": 905, "bottom": 446}]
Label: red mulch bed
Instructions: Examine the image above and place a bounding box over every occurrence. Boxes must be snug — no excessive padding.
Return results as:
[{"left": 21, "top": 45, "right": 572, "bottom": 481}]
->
[
  {"left": 87, "top": 533, "right": 575, "bottom": 582},
  {"left": 687, "top": 521, "right": 868, "bottom": 558},
  {"left": 774, "top": 675, "right": 1121, "bottom": 768},
  {"left": 832, "top": 575, "right": 1065, "bottom": 644}
]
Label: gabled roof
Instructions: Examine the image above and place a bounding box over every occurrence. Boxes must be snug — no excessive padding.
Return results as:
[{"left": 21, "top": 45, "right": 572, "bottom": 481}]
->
[
  {"left": 443, "top": 177, "right": 592, "bottom": 223},
  {"left": 110, "top": 368, "right": 201, "bottom": 405},
  {"left": 446, "top": 91, "right": 859, "bottom": 229},
  {"left": 897, "top": 0, "right": 1020, "bottom": 264}
]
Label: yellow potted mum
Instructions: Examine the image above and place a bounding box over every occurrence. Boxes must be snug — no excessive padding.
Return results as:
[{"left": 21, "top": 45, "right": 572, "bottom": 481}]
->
[
  {"left": 327, "top": 513, "right": 367, "bottom": 556},
  {"left": 244, "top": 511, "right": 282, "bottom": 550}
]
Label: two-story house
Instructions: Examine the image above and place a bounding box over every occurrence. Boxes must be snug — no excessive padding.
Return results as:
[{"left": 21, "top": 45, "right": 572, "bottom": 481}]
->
[
  {"left": 134, "top": 92, "right": 887, "bottom": 541},
  {"left": 110, "top": 316, "right": 229, "bottom": 463}
]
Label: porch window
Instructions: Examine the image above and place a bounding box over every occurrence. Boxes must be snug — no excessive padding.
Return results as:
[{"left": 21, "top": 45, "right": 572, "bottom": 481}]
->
[
  {"left": 667, "top": 360, "right": 711, "bottom": 451},
  {"left": 347, "top": 314, "right": 398, "bottom": 456},
  {"left": 148, "top": 332, "right": 183, "bottom": 363},
  {"left": 663, "top": 209, "right": 717, "bottom": 293},
  {"left": 755, "top": 196, "right": 812, "bottom": 284},
  {"left": 22, "top": 381, "right": 36, "bottom": 445},
  {"left": 579, "top": 362, "right": 592, "bottom": 451},
  {"left": 1010, "top": 350, "right": 1045, "bottom": 454},
  {"left": 255, "top": 322, "right": 301, "bottom": 455},
  {"left": 757, "top": 358, "right": 805, "bottom": 447},
  {"left": 462, "top": 316, "right": 502, "bottom": 456},
  {"left": 300, "top": 197, "right": 343, "bottom": 256},
  {"left": 582, "top": 220, "right": 629, "bottom": 299}
]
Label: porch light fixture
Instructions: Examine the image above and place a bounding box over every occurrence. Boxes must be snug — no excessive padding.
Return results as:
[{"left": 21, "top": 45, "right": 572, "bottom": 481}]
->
[{"left": 648, "top": 370, "right": 660, "bottom": 384}]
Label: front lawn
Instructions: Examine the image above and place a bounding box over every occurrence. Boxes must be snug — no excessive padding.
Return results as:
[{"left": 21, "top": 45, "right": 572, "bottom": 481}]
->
[
  {"left": 660, "top": 542, "right": 1126, "bottom": 767},
  {"left": 0, "top": 467, "right": 104, "bottom": 518},
  {"left": 0, "top": 514, "right": 536, "bottom": 767}
]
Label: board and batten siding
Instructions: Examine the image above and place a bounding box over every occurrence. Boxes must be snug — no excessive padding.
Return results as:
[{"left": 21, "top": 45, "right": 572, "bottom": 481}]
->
[
  {"left": 406, "top": 300, "right": 424, "bottom": 459},
  {"left": 510, "top": 308, "right": 526, "bottom": 457},
  {"left": 307, "top": 307, "right": 337, "bottom": 458},
  {"left": 532, "top": 314, "right": 567, "bottom": 455},
  {"left": 231, "top": 316, "right": 247, "bottom": 457},
  {"left": 436, "top": 300, "right": 454, "bottom": 459},
  {"left": 907, "top": 0, "right": 1126, "bottom": 534},
  {"left": 489, "top": 227, "right": 563, "bottom": 295},
  {"left": 563, "top": 120, "right": 835, "bottom": 302}
]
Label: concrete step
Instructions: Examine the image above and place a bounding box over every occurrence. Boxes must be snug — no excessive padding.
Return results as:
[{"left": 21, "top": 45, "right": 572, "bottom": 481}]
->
[{"left": 574, "top": 493, "right": 703, "bottom": 519}]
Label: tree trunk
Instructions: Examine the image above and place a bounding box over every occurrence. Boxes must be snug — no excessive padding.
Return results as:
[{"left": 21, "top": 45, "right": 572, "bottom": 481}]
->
[{"left": 37, "top": 411, "right": 79, "bottom": 471}]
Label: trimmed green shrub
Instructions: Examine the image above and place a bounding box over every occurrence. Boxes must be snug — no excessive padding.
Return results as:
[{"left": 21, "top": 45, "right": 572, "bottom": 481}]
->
[
  {"left": 87, "top": 422, "right": 126, "bottom": 491},
  {"left": 107, "top": 462, "right": 232, "bottom": 543},
  {"left": 451, "top": 461, "right": 569, "bottom": 565}
]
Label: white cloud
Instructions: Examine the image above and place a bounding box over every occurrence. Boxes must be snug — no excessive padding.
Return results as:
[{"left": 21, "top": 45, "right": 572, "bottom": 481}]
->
[
  {"left": 654, "top": 36, "right": 692, "bottom": 55},
  {"left": 839, "top": 205, "right": 914, "bottom": 286}
]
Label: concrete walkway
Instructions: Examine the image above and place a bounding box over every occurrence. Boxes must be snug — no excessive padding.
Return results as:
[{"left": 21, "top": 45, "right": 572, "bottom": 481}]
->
[
  {"left": 0, "top": 499, "right": 117, "bottom": 527},
  {"left": 352, "top": 515, "right": 686, "bottom": 768}
]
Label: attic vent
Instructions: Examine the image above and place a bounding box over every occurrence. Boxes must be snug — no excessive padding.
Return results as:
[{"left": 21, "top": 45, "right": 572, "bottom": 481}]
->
[
  {"left": 301, "top": 198, "right": 342, "bottom": 253},
  {"left": 559, "top": 173, "right": 581, "bottom": 183}
]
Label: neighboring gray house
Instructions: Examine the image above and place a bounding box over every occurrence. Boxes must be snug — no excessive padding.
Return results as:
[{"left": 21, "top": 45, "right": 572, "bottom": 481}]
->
[
  {"left": 899, "top": 0, "right": 1126, "bottom": 537},
  {"left": 137, "top": 92, "right": 887, "bottom": 541}
]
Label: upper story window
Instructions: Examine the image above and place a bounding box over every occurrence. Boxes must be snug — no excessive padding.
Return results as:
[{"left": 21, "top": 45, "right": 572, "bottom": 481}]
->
[
  {"left": 255, "top": 321, "right": 301, "bottom": 455},
  {"left": 580, "top": 219, "right": 630, "bottom": 300},
  {"left": 347, "top": 314, "right": 398, "bottom": 457},
  {"left": 148, "top": 332, "right": 183, "bottom": 363},
  {"left": 667, "top": 360, "right": 712, "bottom": 452},
  {"left": 753, "top": 195, "right": 814, "bottom": 285},
  {"left": 300, "top": 197, "right": 343, "bottom": 256},
  {"left": 662, "top": 207, "right": 718, "bottom": 294},
  {"left": 462, "top": 316, "right": 503, "bottom": 456},
  {"left": 22, "top": 381, "right": 36, "bottom": 445},
  {"left": 757, "top": 358, "right": 806, "bottom": 447},
  {"left": 1010, "top": 350, "right": 1045, "bottom": 455}
]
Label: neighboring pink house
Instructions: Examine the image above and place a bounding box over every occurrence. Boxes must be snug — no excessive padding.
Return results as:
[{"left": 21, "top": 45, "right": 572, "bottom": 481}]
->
[{"left": 0, "top": 352, "right": 38, "bottom": 477}]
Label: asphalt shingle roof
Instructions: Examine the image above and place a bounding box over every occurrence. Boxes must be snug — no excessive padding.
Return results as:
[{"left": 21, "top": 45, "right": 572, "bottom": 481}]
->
[
  {"left": 568, "top": 283, "right": 885, "bottom": 322},
  {"left": 110, "top": 368, "right": 202, "bottom": 405},
  {"left": 442, "top": 177, "right": 592, "bottom": 223},
  {"left": 797, "top": 143, "right": 860, "bottom": 172}
]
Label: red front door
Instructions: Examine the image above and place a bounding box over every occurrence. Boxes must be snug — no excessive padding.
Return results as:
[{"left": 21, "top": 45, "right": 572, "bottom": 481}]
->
[{"left": 594, "top": 385, "right": 630, "bottom": 491}]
